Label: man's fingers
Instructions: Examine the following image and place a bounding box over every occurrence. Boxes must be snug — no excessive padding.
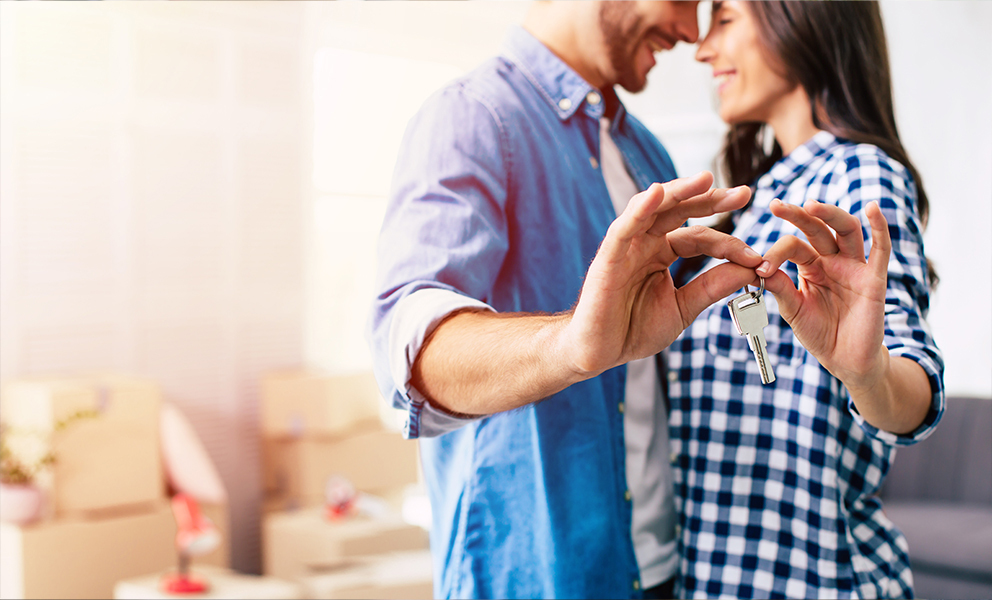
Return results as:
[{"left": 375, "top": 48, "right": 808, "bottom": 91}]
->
[
  {"left": 865, "top": 201, "right": 892, "bottom": 276},
  {"left": 608, "top": 182, "right": 667, "bottom": 243},
  {"left": 769, "top": 199, "right": 839, "bottom": 256},
  {"left": 611, "top": 173, "right": 750, "bottom": 244},
  {"left": 667, "top": 226, "right": 763, "bottom": 267},
  {"left": 661, "top": 171, "right": 715, "bottom": 203},
  {"left": 647, "top": 183, "right": 751, "bottom": 237},
  {"left": 640, "top": 172, "right": 713, "bottom": 238},
  {"left": 677, "top": 262, "right": 757, "bottom": 327},
  {"left": 756, "top": 235, "right": 819, "bottom": 277},
  {"left": 626, "top": 171, "right": 713, "bottom": 230},
  {"left": 803, "top": 199, "right": 868, "bottom": 259}
]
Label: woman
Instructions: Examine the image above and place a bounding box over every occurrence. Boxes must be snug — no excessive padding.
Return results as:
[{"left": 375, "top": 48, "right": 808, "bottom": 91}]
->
[{"left": 667, "top": 2, "right": 944, "bottom": 598}]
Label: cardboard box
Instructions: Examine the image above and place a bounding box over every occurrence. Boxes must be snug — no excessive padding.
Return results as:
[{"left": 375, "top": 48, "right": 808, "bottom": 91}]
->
[
  {"left": 262, "top": 427, "right": 420, "bottom": 505},
  {"left": 0, "top": 375, "right": 164, "bottom": 517},
  {"left": 263, "top": 508, "right": 429, "bottom": 580},
  {"left": 0, "top": 502, "right": 175, "bottom": 599},
  {"left": 261, "top": 371, "right": 382, "bottom": 438},
  {"left": 300, "top": 550, "right": 433, "bottom": 600}
]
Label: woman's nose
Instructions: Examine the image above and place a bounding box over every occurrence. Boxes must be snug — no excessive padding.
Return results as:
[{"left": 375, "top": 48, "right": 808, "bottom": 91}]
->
[{"left": 695, "top": 38, "right": 714, "bottom": 63}]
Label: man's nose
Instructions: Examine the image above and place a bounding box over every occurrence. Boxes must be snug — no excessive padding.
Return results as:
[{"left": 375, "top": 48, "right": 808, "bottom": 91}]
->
[{"left": 677, "top": 19, "right": 700, "bottom": 44}]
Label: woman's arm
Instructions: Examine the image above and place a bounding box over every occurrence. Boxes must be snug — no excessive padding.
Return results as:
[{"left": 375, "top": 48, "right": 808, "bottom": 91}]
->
[{"left": 757, "top": 199, "right": 930, "bottom": 434}]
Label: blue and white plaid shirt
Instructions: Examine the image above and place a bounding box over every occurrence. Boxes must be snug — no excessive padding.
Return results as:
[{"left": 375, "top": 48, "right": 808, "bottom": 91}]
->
[{"left": 667, "top": 131, "right": 945, "bottom": 599}]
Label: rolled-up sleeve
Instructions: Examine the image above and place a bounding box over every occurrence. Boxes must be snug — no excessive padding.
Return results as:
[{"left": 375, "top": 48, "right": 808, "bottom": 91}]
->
[{"left": 366, "top": 83, "right": 510, "bottom": 439}]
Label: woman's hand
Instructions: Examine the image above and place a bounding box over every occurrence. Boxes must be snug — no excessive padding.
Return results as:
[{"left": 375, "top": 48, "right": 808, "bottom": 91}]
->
[
  {"left": 757, "top": 199, "right": 929, "bottom": 434},
  {"left": 757, "top": 199, "right": 889, "bottom": 387}
]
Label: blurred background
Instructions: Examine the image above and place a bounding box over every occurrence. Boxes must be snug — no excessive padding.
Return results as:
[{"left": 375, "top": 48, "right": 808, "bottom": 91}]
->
[{"left": 0, "top": 0, "right": 989, "bottom": 591}]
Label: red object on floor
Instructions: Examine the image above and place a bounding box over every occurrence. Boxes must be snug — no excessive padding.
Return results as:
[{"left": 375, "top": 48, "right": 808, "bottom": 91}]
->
[
  {"left": 160, "top": 572, "right": 210, "bottom": 595},
  {"left": 159, "top": 494, "right": 221, "bottom": 595}
]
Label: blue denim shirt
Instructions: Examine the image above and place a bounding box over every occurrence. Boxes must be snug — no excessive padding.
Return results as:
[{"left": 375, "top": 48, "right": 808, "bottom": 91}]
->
[{"left": 367, "top": 27, "right": 677, "bottom": 598}]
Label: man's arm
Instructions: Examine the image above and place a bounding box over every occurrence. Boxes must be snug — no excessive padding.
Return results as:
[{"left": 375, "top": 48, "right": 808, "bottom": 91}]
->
[{"left": 414, "top": 172, "right": 763, "bottom": 416}]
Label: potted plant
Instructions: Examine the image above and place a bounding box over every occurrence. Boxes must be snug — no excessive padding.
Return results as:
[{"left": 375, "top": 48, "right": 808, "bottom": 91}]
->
[
  {"left": 0, "top": 425, "right": 53, "bottom": 525},
  {"left": 0, "top": 409, "right": 99, "bottom": 526}
]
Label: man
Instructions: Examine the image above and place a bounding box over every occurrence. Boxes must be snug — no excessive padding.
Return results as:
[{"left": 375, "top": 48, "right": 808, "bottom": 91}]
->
[{"left": 367, "top": 2, "right": 761, "bottom": 597}]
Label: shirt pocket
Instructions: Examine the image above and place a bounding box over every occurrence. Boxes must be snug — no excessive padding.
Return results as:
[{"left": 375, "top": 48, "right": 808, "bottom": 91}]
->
[{"left": 705, "top": 293, "right": 807, "bottom": 370}]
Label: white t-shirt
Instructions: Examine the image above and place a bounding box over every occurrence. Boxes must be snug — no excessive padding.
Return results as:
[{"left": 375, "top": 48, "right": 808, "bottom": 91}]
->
[{"left": 599, "top": 115, "right": 677, "bottom": 588}]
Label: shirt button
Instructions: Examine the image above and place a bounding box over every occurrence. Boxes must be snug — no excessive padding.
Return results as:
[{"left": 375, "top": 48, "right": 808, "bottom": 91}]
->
[
  {"left": 589, "top": 156, "right": 599, "bottom": 169},
  {"left": 586, "top": 91, "right": 601, "bottom": 105},
  {"left": 558, "top": 97, "right": 572, "bottom": 111},
  {"left": 624, "top": 489, "right": 632, "bottom": 502},
  {"left": 670, "top": 452, "right": 678, "bottom": 464},
  {"left": 668, "top": 370, "right": 678, "bottom": 382},
  {"left": 675, "top": 524, "right": 682, "bottom": 536},
  {"left": 618, "top": 402, "right": 625, "bottom": 414},
  {"left": 633, "top": 580, "right": 641, "bottom": 591}
]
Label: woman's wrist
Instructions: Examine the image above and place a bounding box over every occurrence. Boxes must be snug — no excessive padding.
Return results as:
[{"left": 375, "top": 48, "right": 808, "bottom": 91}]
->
[
  {"left": 836, "top": 345, "right": 891, "bottom": 399},
  {"left": 840, "top": 347, "right": 931, "bottom": 435}
]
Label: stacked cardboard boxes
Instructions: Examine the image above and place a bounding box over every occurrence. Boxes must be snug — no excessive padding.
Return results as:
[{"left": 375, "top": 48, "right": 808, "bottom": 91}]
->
[
  {"left": 1, "top": 375, "right": 164, "bottom": 520},
  {"left": 0, "top": 375, "right": 181, "bottom": 599},
  {"left": 259, "top": 370, "right": 432, "bottom": 598},
  {"left": 260, "top": 369, "right": 420, "bottom": 510},
  {"left": 0, "top": 504, "right": 175, "bottom": 599},
  {"left": 263, "top": 509, "right": 428, "bottom": 579}
]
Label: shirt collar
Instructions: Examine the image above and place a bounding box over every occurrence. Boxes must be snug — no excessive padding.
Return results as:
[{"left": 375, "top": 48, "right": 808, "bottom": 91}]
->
[
  {"left": 759, "top": 130, "right": 840, "bottom": 190},
  {"left": 500, "top": 26, "right": 625, "bottom": 124}
]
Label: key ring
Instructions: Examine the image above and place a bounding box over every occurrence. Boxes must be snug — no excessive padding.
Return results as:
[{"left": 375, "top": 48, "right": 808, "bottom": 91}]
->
[{"left": 744, "top": 277, "right": 765, "bottom": 297}]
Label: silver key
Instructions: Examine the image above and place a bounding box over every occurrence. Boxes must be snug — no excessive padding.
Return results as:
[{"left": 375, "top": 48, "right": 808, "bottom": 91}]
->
[{"left": 728, "top": 281, "right": 776, "bottom": 385}]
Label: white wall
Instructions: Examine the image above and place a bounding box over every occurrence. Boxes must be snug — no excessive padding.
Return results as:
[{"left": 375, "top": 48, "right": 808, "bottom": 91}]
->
[
  {"left": 880, "top": 0, "right": 992, "bottom": 398},
  {"left": 0, "top": 2, "right": 308, "bottom": 573},
  {"left": 302, "top": 2, "right": 530, "bottom": 376}
]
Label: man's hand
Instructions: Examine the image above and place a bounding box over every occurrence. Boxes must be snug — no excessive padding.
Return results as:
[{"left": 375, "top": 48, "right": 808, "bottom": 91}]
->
[
  {"left": 417, "top": 172, "right": 761, "bottom": 415},
  {"left": 561, "top": 171, "right": 761, "bottom": 377}
]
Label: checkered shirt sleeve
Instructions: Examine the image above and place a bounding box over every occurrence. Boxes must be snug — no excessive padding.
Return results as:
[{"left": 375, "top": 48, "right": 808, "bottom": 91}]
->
[
  {"left": 667, "top": 133, "right": 945, "bottom": 599},
  {"left": 829, "top": 145, "right": 944, "bottom": 446}
]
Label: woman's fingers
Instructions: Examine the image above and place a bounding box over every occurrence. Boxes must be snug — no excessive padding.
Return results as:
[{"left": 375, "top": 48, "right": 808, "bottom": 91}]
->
[
  {"left": 865, "top": 201, "right": 892, "bottom": 277},
  {"left": 769, "top": 199, "right": 840, "bottom": 256},
  {"left": 803, "top": 199, "right": 869, "bottom": 259},
  {"left": 756, "top": 234, "right": 820, "bottom": 277},
  {"left": 760, "top": 269, "right": 802, "bottom": 322}
]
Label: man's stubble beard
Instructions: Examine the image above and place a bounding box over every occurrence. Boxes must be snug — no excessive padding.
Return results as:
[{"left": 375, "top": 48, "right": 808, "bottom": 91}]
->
[{"left": 598, "top": 2, "right": 647, "bottom": 93}]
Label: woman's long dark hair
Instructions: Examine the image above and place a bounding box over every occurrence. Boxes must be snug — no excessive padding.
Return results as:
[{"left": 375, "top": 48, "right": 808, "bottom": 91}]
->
[{"left": 692, "top": 1, "right": 937, "bottom": 287}]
